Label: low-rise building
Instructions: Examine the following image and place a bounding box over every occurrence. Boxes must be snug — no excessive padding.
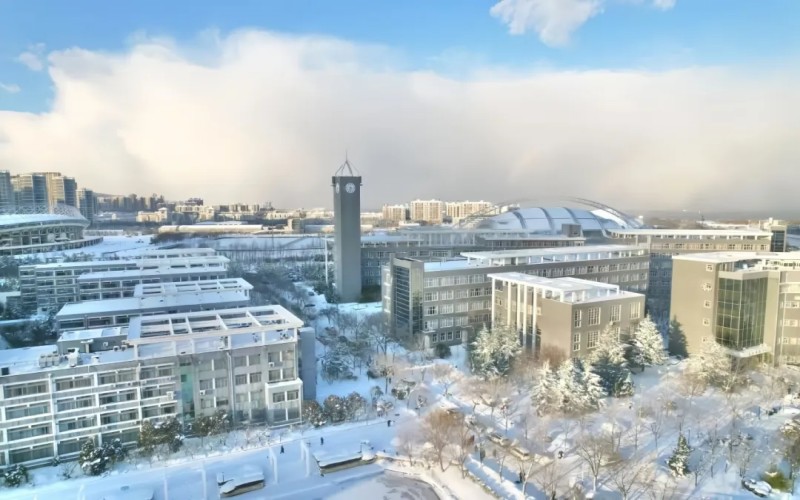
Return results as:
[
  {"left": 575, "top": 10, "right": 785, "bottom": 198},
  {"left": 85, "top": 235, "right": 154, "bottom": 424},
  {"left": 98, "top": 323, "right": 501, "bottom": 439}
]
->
[
  {"left": 489, "top": 272, "right": 645, "bottom": 358},
  {"left": 0, "top": 305, "right": 312, "bottom": 468},
  {"left": 55, "top": 278, "right": 253, "bottom": 331}
]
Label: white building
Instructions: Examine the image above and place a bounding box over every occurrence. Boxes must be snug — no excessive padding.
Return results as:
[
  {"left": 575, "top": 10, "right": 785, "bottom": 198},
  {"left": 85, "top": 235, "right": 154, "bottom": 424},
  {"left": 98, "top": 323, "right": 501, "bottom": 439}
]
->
[{"left": 409, "top": 199, "right": 445, "bottom": 225}]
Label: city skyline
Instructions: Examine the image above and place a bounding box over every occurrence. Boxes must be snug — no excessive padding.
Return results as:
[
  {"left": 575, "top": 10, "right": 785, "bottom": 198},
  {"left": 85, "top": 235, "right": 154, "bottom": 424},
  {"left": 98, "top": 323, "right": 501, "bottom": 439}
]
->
[{"left": 0, "top": 1, "right": 797, "bottom": 210}]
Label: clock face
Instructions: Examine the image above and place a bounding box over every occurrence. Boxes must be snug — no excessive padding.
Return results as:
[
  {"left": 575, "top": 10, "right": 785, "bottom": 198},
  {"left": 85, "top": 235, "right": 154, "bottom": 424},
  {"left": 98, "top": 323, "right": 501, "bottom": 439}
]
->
[
  {"left": 345, "top": 182, "right": 356, "bottom": 194},
  {"left": 335, "top": 183, "right": 340, "bottom": 194}
]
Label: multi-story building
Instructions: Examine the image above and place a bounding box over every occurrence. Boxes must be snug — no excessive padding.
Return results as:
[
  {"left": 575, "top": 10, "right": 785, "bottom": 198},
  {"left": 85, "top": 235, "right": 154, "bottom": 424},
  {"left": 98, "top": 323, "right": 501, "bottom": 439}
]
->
[
  {"left": 671, "top": 251, "right": 800, "bottom": 364},
  {"left": 382, "top": 244, "right": 649, "bottom": 346},
  {"left": 445, "top": 200, "right": 494, "bottom": 222},
  {"left": 409, "top": 199, "right": 445, "bottom": 225},
  {"left": 36, "top": 172, "right": 78, "bottom": 209},
  {"left": 607, "top": 228, "right": 775, "bottom": 327},
  {"left": 490, "top": 272, "right": 645, "bottom": 357},
  {"left": 381, "top": 204, "right": 408, "bottom": 224},
  {"left": 0, "top": 170, "right": 15, "bottom": 214},
  {"left": 0, "top": 305, "right": 310, "bottom": 468},
  {"left": 55, "top": 278, "right": 253, "bottom": 331},
  {"left": 19, "top": 255, "right": 230, "bottom": 312},
  {"left": 11, "top": 173, "right": 48, "bottom": 213},
  {"left": 77, "top": 188, "right": 97, "bottom": 223}
]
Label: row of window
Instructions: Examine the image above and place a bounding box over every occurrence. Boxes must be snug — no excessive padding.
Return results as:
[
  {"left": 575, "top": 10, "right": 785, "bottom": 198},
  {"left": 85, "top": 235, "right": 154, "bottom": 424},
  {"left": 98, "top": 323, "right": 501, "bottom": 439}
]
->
[
  {"left": 428, "top": 330, "right": 464, "bottom": 343},
  {"left": 572, "top": 303, "right": 639, "bottom": 328}
]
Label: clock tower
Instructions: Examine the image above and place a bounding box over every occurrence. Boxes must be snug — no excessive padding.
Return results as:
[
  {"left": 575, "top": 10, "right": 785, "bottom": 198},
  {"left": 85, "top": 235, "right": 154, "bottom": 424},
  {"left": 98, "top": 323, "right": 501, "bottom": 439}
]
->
[{"left": 331, "top": 158, "right": 362, "bottom": 303}]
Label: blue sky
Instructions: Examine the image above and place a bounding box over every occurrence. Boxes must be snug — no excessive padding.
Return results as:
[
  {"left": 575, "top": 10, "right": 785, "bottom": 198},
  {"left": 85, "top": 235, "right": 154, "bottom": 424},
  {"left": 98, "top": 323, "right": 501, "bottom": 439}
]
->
[{"left": 1, "top": 0, "right": 798, "bottom": 112}]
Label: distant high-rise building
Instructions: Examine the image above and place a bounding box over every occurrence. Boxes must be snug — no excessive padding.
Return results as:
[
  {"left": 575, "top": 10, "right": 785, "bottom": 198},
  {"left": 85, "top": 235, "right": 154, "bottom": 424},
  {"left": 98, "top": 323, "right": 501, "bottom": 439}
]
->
[
  {"left": 11, "top": 173, "right": 48, "bottom": 213},
  {"left": 445, "top": 200, "right": 494, "bottom": 222},
  {"left": 381, "top": 204, "right": 407, "bottom": 223},
  {"left": 0, "top": 170, "right": 15, "bottom": 214},
  {"left": 78, "top": 188, "right": 97, "bottom": 223},
  {"left": 332, "top": 159, "right": 362, "bottom": 303},
  {"left": 409, "top": 199, "right": 445, "bottom": 224},
  {"left": 36, "top": 172, "right": 78, "bottom": 209},
  {"left": 63, "top": 177, "right": 78, "bottom": 207}
]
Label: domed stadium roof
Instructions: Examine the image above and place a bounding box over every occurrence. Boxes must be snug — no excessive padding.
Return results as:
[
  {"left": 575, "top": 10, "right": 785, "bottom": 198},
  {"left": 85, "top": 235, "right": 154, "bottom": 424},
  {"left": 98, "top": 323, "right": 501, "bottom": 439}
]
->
[{"left": 476, "top": 206, "right": 628, "bottom": 234}]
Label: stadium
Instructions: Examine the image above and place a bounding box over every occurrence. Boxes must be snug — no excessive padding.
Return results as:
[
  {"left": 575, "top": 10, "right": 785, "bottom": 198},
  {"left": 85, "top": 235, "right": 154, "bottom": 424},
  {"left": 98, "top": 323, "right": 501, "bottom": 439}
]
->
[{"left": 0, "top": 205, "right": 101, "bottom": 256}]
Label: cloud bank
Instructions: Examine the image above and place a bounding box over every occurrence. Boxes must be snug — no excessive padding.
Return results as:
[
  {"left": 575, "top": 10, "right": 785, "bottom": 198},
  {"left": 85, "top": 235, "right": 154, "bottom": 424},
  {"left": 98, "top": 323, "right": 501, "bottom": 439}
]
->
[
  {"left": 0, "top": 30, "right": 797, "bottom": 211},
  {"left": 491, "top": 0, "right": 676, "bottom": 46}
]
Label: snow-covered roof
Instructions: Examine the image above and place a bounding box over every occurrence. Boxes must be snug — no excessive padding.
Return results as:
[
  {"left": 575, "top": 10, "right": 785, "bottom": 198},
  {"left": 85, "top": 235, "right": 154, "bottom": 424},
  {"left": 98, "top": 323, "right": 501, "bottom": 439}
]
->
[
  {"left": 21, "top": 254, "right": 229, "bottom": 271},
  {"left": 673, "top": 251, "right": 800, "bottom": 264},
  {"left": 77, "top": 263, "right": 228, "bottom": 281},
  {"left": 55, "top": 289, "right": 250, "bottom": 320},
  {"left": 133, "top": 278, "right": 252, "bottom": 297},
  {"left": 126, "top": 247, "right": 217, "bottom": 259},
  {"left": 488, "top": 272, "right": 643, "bottom": 304},
  {"left": 0, "top": 213, "right": 88, "bottom": 227},
  {"left": 59, "top": 327, "right": 126, "bottom": 341},
  {"left": 477, "top": 207, "right": 623, "bottom": 233},
  {"left": 608, "top": 228, "right": 771, "bottom": 237}
]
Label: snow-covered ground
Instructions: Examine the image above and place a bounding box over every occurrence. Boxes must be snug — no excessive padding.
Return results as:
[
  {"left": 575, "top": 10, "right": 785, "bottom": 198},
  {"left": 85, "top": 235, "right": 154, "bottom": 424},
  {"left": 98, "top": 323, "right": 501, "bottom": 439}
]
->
[{"left": 18, "top": 235, "right": 157, "bottom": 261}]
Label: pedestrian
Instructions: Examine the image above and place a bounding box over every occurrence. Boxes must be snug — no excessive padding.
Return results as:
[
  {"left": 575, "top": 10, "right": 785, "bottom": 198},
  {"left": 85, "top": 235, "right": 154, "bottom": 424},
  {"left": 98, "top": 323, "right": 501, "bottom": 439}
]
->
[
  {"left": 280, "top": 445, "right": 284, "bottom": 454},
  {"left": 320, "top": 437, "right": 324, "bottom": 445},
  {"left": 558, "top": 450, "right": 563, "bottom": 459},
  {"left": 387, "top": 419, "right": 391, "bottom": 427}
]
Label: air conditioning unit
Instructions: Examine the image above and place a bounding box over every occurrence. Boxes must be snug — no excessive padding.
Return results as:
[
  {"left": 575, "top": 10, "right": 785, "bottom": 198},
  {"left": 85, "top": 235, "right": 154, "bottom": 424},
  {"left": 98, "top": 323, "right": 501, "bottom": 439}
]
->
[
  {"left": 166, "top": 391, "right": 175, "bottom": 398},
  {"left": 268, "top": 362, "right": 275, "bottom": 368},
  {"left": 199, "top": 390, "right": 207, "bottom": 396}
]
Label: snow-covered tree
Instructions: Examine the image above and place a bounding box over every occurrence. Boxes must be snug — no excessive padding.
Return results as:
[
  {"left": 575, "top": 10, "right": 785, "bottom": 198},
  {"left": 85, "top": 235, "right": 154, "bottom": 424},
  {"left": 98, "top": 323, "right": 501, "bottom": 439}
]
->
[
  {"left": 2, "top": 464, "right": 28, "bottom": 487},
  {"left": 323, "top": 394, "right": 347, "bottom": 423},
  {"left": 633, "top": 316, "right": 666, "bottom": 366},
  {"left": 471, "top": 324, "right": 522, "bottom": 379},
  {"left": 685, "top": 339, "right": 731, "bottom": 388},
  {"left": 193, "top": 410, "right": 229, "bottom": 440},
  {"left": 344, "top": 391, "right": 367, "bottom": 421},
  {"left": 303, "top": 400, "right": 326, "bottom": 427},
  {"left": 555, "top": 358, "right": 605, "bottom": 415},
  {"left": 667, "top": 433, "right": 692, "bottom": 477},
  {"left": 321, "top": 341, "right": 353, "bottom": 382},
  {"left": 79, "top": 438, "right": 127, "bottom": 476},
  {"left": 531, "top": 361, "right": 560, "bottom": 416},
  {"left": 589, "top": 325, "right": 633, "bottom": 397}
]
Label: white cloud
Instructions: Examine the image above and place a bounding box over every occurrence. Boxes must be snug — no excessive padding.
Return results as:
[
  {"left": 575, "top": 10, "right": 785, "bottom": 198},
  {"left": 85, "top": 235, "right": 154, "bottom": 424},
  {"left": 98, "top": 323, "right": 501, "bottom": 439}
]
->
[
  {"left": 16, "top": 43, "right": 46, "bottom": 71},
  {"left": 0, "top": 30, "right": 796, "bottom": 212},
  {"left": 490, "top": 0, "right": 603, "bottom": 46},
  {"left": 0, "top": 83, "right": 21, "bottom": 94},
  {"left": 491, "top": 0, "right": 677, "bottom": 46}
]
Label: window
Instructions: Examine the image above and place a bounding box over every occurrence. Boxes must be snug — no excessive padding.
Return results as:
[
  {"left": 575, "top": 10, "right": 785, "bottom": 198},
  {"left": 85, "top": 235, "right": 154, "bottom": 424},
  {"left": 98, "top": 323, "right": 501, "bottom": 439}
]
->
[
  {"left": 6, "top": 403, "right": 49, "bottom": 420},
  {"left": 703, "top": 300, "right": 712, "bottom": 308},
  {"left": 55, "top": 377, "right": 93, "bottom": 391},
  {"left": 587, "top": 307, "right": 600, "bottom": 326},
  {"left": 426, "top": 306, "right": 438, "bottom": 316},
  {"left": 455, "top": 303, "right": 469, "bottom": 313},
  {"left": 610, "top": 305, "right": 621, "bottom": 322},
  {"left": 272, "top": 392, "right": 286, "bottom": 403},
  {"left": 424, "top": 278, "right": 439, "bottom": 288},
  {"left": 248, "top": 354, "right": 261, "bottom": 365},
  {"left": 268, "top": 351, "right": 281, "bottom": 363},
  {"left": 287, "top": 390, "right": 299, "bottom": 400},
  {"left": 235, "top": 374, "right": 248, "bottom": 385},
  {"left": 249, "top": 372, "right": 262, "bottom": 383},
  {"left": 587, "top": 331, "right": 600, "bottom": 349},
  {"left": 440, "top": 303, "right": 454, "bottom": 314},
  {"left": 268, "top": 370, "right": 281, "bottom": 382},
  {"left": 8, "top": 424, "right": 51, "bottom": 442},
  {"left": 440, "top": 290, "right": 454, "bottom": 300},
  {"left": 199, "top": 379, "right": 213, "bottom": 391},
  {"left": 215, "top": 377, "right": 228, "bottom": 388},
  {"left": 572, "top": 333, "right": 581, "bottom": 352},
  {"left": 424, "top": 292, "right": 439, "bottom": 302},
  {"left": 630, "top": 302, "right": 641, "bottom": 320},
  {"left": 234, "top": 356, "right": 247, "bottom": 368},
  {"left": 573, "top": 310, "right": 582, "bottom": 328},
  {"left": 702, "top": 318, "right": 710, "bottom": 326},
  {"left": 423, "top": 320, "right": 439, "bottom": 330}
]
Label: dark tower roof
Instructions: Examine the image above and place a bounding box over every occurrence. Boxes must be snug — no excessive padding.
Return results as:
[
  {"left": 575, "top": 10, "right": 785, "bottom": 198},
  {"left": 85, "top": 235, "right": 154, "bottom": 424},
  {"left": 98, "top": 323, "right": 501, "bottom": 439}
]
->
[{"left": 333, "top": 155, "right": 361, "bottom": 177}]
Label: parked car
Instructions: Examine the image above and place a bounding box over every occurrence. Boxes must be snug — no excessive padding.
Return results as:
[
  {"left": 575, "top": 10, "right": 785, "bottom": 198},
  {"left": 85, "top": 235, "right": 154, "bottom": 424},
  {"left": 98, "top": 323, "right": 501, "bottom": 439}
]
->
[
  {"left": 742, "top": 478, "right": 772, "bottom": 497},
  {"left": 488, "top": 431, "right": 512, "bottom": 447}
]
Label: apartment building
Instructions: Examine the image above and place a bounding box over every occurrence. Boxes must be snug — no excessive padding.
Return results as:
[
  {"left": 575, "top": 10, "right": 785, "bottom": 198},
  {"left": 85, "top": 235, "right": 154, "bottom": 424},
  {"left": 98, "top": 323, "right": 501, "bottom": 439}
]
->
[
  {"left": 11, "top": 173, "right": 48, "bottom": 213},
  {"left": 381, "top": 204, "right": 408, "bottom": 223},
  {"left": 19, "top": 255, "right": 230, "bottom": 313},
  {"left": 671, "top": 251, "right": 800, "bottom": 364},
  {"left": 55, "top": 278, "right": 253, "bottom": 331},
  {"left": 382, "top": 244, "right": 649, "bottom": 346},
  {"left": 607, "top": 228, "right": 776, "bottom": 326},
  {"left": 0, "top": 306, "right": 311, "bottom": 468},
  {"left": 490, "top": 272, "right": 645, "bottom": 358},
  {"left": 409, "top": 199, "right": 445, "bottom": 225},
  {"left": 0, "top": 170, "right": 15, "bottom": 213},
  {"left": 445, "top": 200, "right": 494, "bottom": 222}
]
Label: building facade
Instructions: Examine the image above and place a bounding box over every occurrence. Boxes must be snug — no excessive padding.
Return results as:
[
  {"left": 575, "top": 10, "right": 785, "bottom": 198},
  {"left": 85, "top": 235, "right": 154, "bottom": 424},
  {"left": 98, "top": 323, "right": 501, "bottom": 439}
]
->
[
  {"left": 383, "top": 244, "right": 650, "bottom": 346},
  {"left": 671, "top": 252, "right": 800, "bottom": 364},
  {"left": 381, "top": 204, "right": 408, "bottom": 223},
  {"left": 11, "top": 174, "right": 48, "bottom": 213},
  {"left": 0, "top": 170, "right": 15, "bottom": 214},
  {"left": 0, "top": 306, "right": 308, "bottom": 468},
  {"left": 331, "top": 161, "right": 362, "bottom": 302},
  {"left": 409, "top": 199, "right": 445, "bottom": 224},
  {"left": 607, "top": 229, "right": 776, "bottom": 328},
  {"left": 490, "top": 272, "right": 645, "bottom": 358},
  {"left": 78, "top": 188, "right": 97, "bottom": 223},
  {"left": 445, "top": 200, "right": 494, "bottom": 222}
]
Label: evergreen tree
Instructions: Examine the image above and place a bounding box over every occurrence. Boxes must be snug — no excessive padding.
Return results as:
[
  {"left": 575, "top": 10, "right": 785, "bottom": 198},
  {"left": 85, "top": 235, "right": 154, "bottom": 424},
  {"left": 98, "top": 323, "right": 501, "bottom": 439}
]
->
[
  {"left": 471, "top": 325, "right": 522, "bottom": 379},
  {"left": 589, "top": 325, "right": 634, "bottom": 397},
  {"left": 2, "top": 464, "right": 29, "bottom": 487},
  {"left": 344, "top": 392, "right": 367, "bottom": 421},
  {"left": 668, "top": 319, "right": 688, "bottom": 358},
  {"left": 633, "top": 316, "right": 666, "bottom": 366},
  {"left": 531, "top": 361, "right": 559, "bottom": 416},
  {"left": 554, "top": 358, "right": 605, "bottom": 415},
  {"left": 667, "top": 434, "right": 692, "bottom": 477},
  {"left": 303, "top": 400, "right": 326, "bottom": 427},
  {"left": 685, "top": 339, "right": 730, "bottom": 387},
  {"left": 323, "top": 395, "right": 347, "bottom": 423}
]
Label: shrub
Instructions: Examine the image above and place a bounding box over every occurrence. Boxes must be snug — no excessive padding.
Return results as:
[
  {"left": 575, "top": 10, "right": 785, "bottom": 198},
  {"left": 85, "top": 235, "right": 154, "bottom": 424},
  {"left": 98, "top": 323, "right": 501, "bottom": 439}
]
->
[
  {"left": 3, "top": 464, "right": 29, "bottom": 487},
  {"left": 761, "top": 466, "right": 792, "bottom": 491}
]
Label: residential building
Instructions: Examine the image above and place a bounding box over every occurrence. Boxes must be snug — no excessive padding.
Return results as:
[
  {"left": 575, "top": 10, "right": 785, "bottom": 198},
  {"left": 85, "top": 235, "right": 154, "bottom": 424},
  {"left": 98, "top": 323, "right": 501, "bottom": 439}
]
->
[
  {"left": 445, "top": 200, "right": 494, "bottom": 222},
  {"left": 0, "top": 306, "right": 310, "bottom": 467},
  {"left": 671, "top": 251, "right": 800, "bottom": 364},
  {"left": 36, "top": 172, "right": 78, "bottom": 209},
  {"left": 19, "top": 255, "right": 230, "bottom": 313},
  {"left": 78, "top": 188, "right": 97, "bottom": 223},
  {"left": 382, "top": 244, "right": 649, "bottom": 346},
  {"left": 0, "top": 170, "right": 15, "bottom": 214},
  {"left": 11, "top": 173, "right": 48, "bottom": 213},
  {"left": 55, "top": 278, "right": 253, "bottom": 331},
  {"left": 409, "top": 199, "right": 445, "bottom": 224},
  {"left": 490, "top": 272, "right": 645, "bottom": 358},
  {"left": 381, "top": 204, "right": 407, "bottom": 223}
]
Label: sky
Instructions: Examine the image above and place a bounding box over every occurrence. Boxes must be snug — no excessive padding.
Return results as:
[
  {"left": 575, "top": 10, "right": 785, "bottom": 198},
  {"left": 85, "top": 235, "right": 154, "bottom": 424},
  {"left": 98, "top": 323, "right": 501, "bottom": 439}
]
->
[{"left": 0, "top": 0, "right": 798, "bottom": 211}]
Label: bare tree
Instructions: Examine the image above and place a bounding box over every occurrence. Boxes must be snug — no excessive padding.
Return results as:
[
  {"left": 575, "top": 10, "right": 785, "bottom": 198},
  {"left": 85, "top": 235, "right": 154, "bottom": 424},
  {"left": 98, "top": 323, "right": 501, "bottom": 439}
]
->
[
  {"left": 422, "top": 409, "right": 461, "bottom": 472},
  {"left": 609, "top": 452, "right": 653, "bottom": 500},
  {"left": 647, "top": 405, "right": 666, "bottom": 453},
  {"left": 647, "top": 475, "right": 680, "bottom": 500},
  {"left": 576, "top": 434, "right": 612, "bottom": 493},
  {"left": 453, "top": 419, "right": 476, "bottom": 478},
  {"left": 785, "top": 435, "right": 800, "bottom": 493},
  {"left": 397, "top": 425, "right": 420, "bottom": 466},
  {"left": 732, "top": 437, "right": 757, "bottom": 479},
  {"left": 631, "top": 405, "right": 649, "bottom": 451},
  {"left": 432, "top": 363, "right": 458, "bottom": 397},
  {"left": 530, "top": 458, "right": 565, "bottom": 500}
]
